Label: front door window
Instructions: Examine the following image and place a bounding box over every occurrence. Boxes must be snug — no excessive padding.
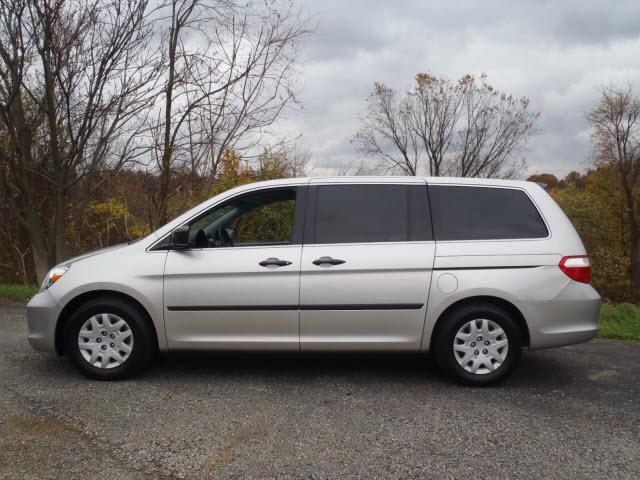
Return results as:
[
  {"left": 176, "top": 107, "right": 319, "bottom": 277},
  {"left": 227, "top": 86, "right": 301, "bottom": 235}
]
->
[{"left": 188, "top": 189, "right": 296, "bottom": 248}]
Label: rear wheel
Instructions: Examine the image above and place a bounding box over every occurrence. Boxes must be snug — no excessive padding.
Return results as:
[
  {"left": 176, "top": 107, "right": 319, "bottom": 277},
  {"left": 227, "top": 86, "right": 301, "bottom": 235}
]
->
[
  {"left": 64, "top": 297, "right": 155, "bottom": 380},
  {"left": 433, "top": 302, "right": 522, "bottom": 386}
]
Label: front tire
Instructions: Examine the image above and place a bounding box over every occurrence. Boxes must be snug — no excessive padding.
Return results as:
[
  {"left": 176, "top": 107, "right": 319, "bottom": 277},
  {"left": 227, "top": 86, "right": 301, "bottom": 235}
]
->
[
  {"left": 433, "top": 302, "right": 522, "bottom": 386},
  {"left": 64, "top": 297, "right": 155, "bottom": 380}
]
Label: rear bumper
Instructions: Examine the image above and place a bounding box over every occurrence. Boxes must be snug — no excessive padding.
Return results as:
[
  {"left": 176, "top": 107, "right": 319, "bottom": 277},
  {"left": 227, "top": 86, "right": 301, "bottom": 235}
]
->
[
  {"left": 516, "top": 282, "right": 601, "bottom": 350},
  {"left": 26, "top": 290, "right": 61, "bottom": 353}
]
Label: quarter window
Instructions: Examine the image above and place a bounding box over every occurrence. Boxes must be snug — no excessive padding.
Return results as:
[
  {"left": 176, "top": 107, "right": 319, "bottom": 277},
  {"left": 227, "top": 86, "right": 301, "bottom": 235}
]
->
[{"left": 429, "top": 185, "right": 548, "bottom": 241}]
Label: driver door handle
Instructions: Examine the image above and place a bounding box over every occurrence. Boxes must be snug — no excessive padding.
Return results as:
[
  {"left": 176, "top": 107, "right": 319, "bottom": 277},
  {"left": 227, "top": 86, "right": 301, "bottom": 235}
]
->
[
  {"left": 259, "top": 257, "right": 292, "bottom": 267},
  {"left": 312, "top": 256, "right": 346, "bottom": 266}
]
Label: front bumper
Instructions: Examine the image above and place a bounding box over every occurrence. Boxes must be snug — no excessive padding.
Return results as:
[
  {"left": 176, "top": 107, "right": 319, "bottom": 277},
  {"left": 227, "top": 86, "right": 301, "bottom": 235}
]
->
[
  {"left": 516, "top": 281, "right": 601, "bottom": 350},
  {"left": 26, "top": 289, "right": 61, "bottom": 353}
]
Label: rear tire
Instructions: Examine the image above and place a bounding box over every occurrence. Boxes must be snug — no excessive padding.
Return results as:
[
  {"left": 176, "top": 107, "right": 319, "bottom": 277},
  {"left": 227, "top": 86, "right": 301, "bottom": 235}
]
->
[
  {"left": 433, "top": 302, "right": 522, "bottom": 386},
  {"left": 64, "top": 297, "right": 155, "bottom": 380}
]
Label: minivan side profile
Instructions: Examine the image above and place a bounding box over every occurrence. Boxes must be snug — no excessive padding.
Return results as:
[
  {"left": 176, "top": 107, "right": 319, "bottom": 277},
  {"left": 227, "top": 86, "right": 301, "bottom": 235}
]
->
[{"left": 26, "top": 177, "right": 601, "bottom": 385}]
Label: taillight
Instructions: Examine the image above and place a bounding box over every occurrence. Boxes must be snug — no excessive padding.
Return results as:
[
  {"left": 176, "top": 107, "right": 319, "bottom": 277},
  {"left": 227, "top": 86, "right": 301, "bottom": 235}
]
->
[{"left": 559, "top": 256, "right": 591, "bottom": 284}]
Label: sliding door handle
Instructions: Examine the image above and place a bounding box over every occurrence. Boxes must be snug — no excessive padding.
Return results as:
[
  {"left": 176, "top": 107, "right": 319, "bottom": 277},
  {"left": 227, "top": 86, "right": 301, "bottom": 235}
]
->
[
  {"left": 312, "top": 256, "right": 346, "bottom": 266},
  {"left": 259, "top": 257, "right": 292, "bottom": 267}
]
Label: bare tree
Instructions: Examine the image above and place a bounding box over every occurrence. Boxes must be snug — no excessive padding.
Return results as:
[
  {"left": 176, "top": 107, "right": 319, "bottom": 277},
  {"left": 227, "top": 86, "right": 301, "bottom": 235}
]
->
[
  {"left": 147, "top": 0, "right": 310, "bottom": 227},
  {"left": 0, "top": 0, "right": 157, "bottom": 280},
  {"left": 588, "top": 84, "right": 640, "bottom": 294},
  {"left": 353, "top": 73, "right": 538, "bottom": 178}
]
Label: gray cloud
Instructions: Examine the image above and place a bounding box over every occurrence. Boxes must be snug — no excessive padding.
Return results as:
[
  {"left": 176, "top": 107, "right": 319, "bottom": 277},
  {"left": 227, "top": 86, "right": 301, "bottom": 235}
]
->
[{"left": 272, "top": 0, "right": 640, "bottom": 177}]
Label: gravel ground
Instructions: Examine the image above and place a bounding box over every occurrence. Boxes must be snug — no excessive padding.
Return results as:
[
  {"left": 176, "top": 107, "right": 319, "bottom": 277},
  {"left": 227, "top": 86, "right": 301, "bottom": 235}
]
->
[{"left": 1, "top": 302, "right": 639, "bottom": 479}]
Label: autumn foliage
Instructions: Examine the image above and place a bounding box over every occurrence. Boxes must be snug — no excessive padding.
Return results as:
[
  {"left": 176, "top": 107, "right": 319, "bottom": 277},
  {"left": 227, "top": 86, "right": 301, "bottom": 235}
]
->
[
  {"left": 530, "top": 168, "right": 633, "bottom": 301},
  {"left": 0, "top": 149, "right": 305, "bottom": 285}
]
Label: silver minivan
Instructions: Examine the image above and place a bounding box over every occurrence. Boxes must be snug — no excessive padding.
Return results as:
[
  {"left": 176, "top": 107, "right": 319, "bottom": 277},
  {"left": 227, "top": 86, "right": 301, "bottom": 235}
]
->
[{"left": 26, "top": 177, "right": 601, "bottom": 385}]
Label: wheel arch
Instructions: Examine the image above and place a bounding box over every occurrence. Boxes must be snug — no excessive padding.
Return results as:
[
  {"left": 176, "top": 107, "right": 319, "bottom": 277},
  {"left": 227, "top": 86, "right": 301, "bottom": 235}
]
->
[
  {"left": 54, "top": 290, "right": 159, "bottom": 355},
  {"left": 428, "top": 295, "right": 530, "bottom": 352}
]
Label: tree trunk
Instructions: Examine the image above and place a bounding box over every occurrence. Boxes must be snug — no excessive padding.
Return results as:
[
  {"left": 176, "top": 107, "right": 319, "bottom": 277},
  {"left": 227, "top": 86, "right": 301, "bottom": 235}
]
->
[
  {"left": 629, "top": 219, "right": 640, "bottom": 298},
  {"left": 15, "top": 247, "right": 30, "bottom": 287},
  {"left": 54, "top": 186, "right": 68, "bottom": 264},
  {"left": 158, "top": 148, "right": 172, "bottom": 227},
  {"left": 28, "top": 226, "right": 50, "bottom": 283},
  {"left": 157, "top": 11, "right": 179, "bottom": 228},
  {"left": 624, "top": 185, "right": 640, "bottom": 299}
]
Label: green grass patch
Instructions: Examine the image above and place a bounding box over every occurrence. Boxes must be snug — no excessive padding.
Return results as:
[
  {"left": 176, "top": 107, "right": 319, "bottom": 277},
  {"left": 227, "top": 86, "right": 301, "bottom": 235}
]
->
[
  {"left": 0, "top": 284, "right": 39, "bottom": 302},
  {"left": 599, "top": 302, "right": 640, "bottom": 342}
]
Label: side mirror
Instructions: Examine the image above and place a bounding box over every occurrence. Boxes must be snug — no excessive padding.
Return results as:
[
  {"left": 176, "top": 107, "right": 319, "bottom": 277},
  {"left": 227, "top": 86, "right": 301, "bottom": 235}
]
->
[{"left": 171, "top": 225, "right": 190, "bottom": 250}]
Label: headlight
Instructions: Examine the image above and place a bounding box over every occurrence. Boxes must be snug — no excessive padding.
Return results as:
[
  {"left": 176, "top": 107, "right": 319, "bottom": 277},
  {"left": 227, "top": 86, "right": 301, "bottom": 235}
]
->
[{"left": 40, "top": 264, "right": 70, "bottom": 290}]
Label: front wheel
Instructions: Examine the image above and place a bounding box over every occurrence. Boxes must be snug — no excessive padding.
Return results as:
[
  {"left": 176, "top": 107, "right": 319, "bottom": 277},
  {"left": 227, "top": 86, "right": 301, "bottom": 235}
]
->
[
  {"left": 433, "top": 302, "right": 522, "bottom": 386},
  {"left": 64, "top": 297, "right": 155, "bottom": 380}
]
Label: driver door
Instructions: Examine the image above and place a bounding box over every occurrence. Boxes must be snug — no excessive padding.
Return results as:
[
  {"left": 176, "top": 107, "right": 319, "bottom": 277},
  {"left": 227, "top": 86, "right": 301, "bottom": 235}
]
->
[{"left": 163, "top": 186, "right": 306, "bottom": 350}]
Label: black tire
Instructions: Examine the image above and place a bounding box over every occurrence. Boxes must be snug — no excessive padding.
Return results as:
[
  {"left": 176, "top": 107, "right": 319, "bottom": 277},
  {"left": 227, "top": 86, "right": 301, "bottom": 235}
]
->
[
  {"left": 432, "top": 302, "right": 522, "bottom": 386},
  {"left": 64, "top": 296, "right": 155, "bottom": 380}
]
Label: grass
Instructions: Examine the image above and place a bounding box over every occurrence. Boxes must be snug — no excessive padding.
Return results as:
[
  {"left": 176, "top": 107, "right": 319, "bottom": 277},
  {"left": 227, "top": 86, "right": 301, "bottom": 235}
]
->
[
  {"left": 0, "top": 284, "right": 638, "bottom": 342},
  {"left": 0, "top": 284, "right": 39, "bottom": 302},
  {"left": 599, "top": 302, "right": 640, "bottom": 342}
]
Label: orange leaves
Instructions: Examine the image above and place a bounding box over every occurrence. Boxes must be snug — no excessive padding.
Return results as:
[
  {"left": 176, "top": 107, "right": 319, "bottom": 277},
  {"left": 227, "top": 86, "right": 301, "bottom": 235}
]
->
[{"left": 548, "top": 168, "right": 633, "bottom": 301}]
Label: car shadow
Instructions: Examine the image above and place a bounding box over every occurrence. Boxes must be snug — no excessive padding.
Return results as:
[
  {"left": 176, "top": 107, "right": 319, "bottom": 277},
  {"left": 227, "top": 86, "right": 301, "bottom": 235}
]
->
[
  {"left": 134, "top": 349, "right": 575, "bottom": 389},
  {"left": 150, "top": 351, "right": 441, "bottom": 381},
  {"left": 26, "top": 346, "right": 578, "bottom": 390}
]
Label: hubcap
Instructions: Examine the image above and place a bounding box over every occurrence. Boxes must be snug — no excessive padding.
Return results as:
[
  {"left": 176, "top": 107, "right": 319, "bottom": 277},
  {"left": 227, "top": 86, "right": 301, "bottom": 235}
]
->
[
  {"left": 453, "top": 319, "right": 508, "bottom": 375},
  {"left": 77, "top": 313, "right": 134, "bottom": 369}
]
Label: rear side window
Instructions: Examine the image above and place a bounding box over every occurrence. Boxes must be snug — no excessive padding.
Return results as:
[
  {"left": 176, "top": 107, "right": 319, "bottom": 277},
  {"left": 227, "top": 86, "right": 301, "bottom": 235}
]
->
[
  {"left": 429, "top": 185, "right": 548, "bottom": 241},
  {"left": 312, "top": 184, "right": 432, "bottom": 244}
]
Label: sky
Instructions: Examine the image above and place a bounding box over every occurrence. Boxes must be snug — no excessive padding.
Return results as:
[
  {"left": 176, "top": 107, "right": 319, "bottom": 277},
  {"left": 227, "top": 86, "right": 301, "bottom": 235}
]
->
[{"left": 272, "top": 0, "right": 640, "bottom": 178}]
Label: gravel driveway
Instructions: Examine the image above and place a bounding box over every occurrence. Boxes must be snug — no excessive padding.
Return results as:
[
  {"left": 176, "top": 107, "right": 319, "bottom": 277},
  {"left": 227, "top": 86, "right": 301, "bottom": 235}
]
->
[{"left": 1, "top": 302, "right": 639, "bottom": 479}]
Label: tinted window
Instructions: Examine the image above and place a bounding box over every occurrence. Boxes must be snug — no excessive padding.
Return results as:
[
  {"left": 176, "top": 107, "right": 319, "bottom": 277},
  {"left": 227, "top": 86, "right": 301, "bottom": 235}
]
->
[
  {"left": 429, "top": 186, "right": 548, "bottom": 240},
  {"left": 313, "top": 185, "right": 432, "bottom": 244}
]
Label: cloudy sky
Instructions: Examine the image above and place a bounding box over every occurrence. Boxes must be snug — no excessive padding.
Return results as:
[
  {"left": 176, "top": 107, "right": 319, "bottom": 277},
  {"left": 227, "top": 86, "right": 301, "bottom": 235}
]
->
[{"left": 273, "top": 0, "right": 640, "bottom": 178}]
